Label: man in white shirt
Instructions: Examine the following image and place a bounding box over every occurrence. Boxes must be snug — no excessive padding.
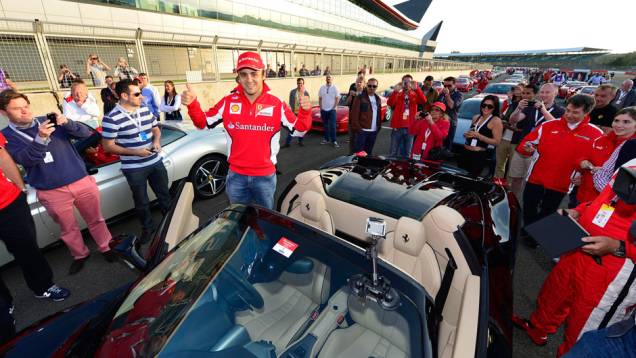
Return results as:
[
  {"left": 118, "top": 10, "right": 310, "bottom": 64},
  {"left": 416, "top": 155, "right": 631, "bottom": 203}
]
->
[
  {"left": 318, "top": 74, "right": 340, "bottom": 147},
  {"left": 62, "top": 80, "right": 100, "bottom": 128}
]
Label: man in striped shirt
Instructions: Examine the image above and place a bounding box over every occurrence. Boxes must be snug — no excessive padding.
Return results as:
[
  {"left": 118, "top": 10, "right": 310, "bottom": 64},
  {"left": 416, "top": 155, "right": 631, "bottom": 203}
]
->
[{"left": 102, "top": 79, "right": 171, "bottom": 243}]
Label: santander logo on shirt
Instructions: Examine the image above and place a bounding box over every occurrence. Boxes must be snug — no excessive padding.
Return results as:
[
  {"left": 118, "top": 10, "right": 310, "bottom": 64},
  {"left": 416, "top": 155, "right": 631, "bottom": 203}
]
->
[{"left": 226, "top": 122, "right": 275, "bottom": 132}]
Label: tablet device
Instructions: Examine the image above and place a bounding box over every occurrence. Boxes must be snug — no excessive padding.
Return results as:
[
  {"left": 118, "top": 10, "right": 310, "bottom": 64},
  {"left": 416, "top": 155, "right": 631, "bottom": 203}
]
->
[{"left": 524, "top": 212, "right": 589, "bottom": 258}]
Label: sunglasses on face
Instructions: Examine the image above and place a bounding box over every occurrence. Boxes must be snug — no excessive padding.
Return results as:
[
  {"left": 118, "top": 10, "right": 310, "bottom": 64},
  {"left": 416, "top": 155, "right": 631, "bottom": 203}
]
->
[
  {"left": 444, "top": 84, "right": 453, "bottom": 88},
  {"left": 481, "top": 103, "right": 494, "bottom": 109},
  {"left": 91, "top": 57, "right": 98, "bottom": 60},
  {"left": 367, "top": 84, "right": 377, "bottom": 88},
  {"left": 129, "top": 92, "right": 142, "bottom": 97}
]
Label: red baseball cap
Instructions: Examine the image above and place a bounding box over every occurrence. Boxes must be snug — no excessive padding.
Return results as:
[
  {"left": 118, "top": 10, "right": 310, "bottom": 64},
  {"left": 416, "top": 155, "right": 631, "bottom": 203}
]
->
[
  {"left": 431, "top": 101, "right": 446, "bottom": 112},
  {"left": 236, "top": 51, "right": 265, "bottom": 71}
]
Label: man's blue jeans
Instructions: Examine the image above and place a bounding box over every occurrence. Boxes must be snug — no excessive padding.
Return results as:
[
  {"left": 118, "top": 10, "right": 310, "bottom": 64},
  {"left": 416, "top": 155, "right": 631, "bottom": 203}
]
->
[
  {"left": 321, "top": 109, "right": 337, "bottom": 143},
  {"left": 564, "top": 319, "right": 636, "bottom": 358},
  {"left": 225, "top": 169, "right": 277, "bottom": 209},
  {"left": 389, "top": 127, "right": 413, "bottom": 159},
  {"left": 122, "top": 162, "right": 172, "bottom": 232}
]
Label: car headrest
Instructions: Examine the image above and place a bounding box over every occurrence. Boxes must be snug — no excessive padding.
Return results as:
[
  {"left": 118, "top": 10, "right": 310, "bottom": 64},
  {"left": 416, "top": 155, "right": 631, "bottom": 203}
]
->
[
  {"left": 393, "top": 217, "right": 426, "bottom": 257},
  {"left": 300, "top": 191, "right": 327, "bottom": 222}
]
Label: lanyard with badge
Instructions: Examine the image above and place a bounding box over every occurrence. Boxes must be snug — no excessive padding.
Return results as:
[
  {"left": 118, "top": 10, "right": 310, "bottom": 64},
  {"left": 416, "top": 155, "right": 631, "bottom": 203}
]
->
[
  {"left": 535, "top": 106, "right": 554, "bottom": 126},
  {"left": 412, "top": 128, "right": 432, "bottom": 161},
  {"left": 402, "top": 91, "right": 410, "bottom": 121},
  {"left": 116, "top": 104, "right": 148, "bottom": 141},
  {"left": 592, "top": 195, "right": 619, "bottom": 228},
  {"left": 8, "top": 120, "right": 55, "bottom": 164},
  {"left": 469, "top": 115, "right": 493, "bottom": 147}
]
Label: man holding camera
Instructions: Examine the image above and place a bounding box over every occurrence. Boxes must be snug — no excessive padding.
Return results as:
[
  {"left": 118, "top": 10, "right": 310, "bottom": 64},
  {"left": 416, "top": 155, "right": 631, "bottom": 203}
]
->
[
  {"left": 437, "top": 76, "right": 463, "bottom": 151},
  {"left": 102, "top": 79, "right": 171, "bottom": 244},
  {"left": 508, "top": 84, "right": 564, "bottom": 199},
  {"left": 0, "top": 90, "right": 115, "bottom": 275},
  {"left": 387, "top": 74, "right": 427, "bottom": 158},
  {"left": 0, "top": 130, "right": 69, "bottom": 301}
]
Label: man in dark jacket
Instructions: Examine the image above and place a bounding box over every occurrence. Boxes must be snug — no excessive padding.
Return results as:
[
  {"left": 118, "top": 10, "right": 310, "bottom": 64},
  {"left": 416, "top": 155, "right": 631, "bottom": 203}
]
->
[{"left": 350, "top": 78, "right": 382, "bottom": 155}]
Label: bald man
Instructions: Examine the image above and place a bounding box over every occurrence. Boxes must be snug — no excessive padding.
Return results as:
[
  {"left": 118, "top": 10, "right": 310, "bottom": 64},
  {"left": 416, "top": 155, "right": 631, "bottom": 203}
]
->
[{"left": 612, "top": 80, "right": 635, "bottom": 109}]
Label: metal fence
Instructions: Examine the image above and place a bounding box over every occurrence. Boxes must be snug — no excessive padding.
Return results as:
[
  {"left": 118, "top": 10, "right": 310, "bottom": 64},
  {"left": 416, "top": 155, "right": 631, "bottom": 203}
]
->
[{"left": 0, "top": 18, "right": 482, "bottom": 92}]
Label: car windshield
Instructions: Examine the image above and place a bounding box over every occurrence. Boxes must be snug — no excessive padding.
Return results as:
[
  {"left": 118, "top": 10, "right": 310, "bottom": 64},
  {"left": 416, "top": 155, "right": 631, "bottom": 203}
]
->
[
  {"left": 99, "top": 206, "right": 428, "bottom": 357},
  {"left": 458, "top": 100, "right": 482, "bottom": 119},
  {"left": 482, "top": 84, "right": 513, "bottom": 94}
]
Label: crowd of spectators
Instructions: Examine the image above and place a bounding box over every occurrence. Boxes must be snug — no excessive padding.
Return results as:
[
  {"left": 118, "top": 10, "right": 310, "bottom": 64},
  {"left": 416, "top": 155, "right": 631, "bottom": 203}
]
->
[{"left": 0, "top": 51, "right": 634, "bottom": 355}]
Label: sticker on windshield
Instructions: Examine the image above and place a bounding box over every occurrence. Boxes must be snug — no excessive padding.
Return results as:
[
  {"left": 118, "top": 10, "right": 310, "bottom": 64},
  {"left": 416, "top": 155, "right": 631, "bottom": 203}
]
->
[{"left": 273, "top": 237, "right": 298, "bottom": 258}]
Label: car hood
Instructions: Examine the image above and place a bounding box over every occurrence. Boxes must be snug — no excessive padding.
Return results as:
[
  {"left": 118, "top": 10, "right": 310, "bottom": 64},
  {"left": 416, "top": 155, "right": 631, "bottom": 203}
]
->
[{"left": 0, "top": 285, "right": 130, "bottom": 357}]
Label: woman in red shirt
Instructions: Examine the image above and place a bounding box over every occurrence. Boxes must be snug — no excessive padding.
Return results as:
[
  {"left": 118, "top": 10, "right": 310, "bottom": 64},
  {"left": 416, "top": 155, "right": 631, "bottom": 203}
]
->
[
  {"left": 408, "top": 102, "right": 450, "bottom": 161},
  {"left": 574, "top": 108, "right": 636, "bottom": 203}
]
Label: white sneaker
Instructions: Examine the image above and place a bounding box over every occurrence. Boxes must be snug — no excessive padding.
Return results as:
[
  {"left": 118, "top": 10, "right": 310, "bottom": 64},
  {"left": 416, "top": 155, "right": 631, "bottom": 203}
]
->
[{"left": 333, "top": 142, "right": 340, "bottom": 148}]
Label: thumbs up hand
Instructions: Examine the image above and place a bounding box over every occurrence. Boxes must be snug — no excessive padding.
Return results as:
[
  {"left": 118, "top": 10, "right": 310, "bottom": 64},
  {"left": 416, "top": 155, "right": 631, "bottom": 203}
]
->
[
  {"left": 181, "top": 83, "right": 197, "bottom": 106},
  {"left": 299, "top": 93, "right": 311, "bottom": 112}
]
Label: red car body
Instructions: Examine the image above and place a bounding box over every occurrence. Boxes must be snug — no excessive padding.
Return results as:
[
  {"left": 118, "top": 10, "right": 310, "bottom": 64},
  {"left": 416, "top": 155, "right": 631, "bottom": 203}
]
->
[
  {"left": 558, "top": 81, "right": 587, "bottom": 99},
  {"left": 456, "top": 77, "right": 473, "bottom": 92},
  {"left": 311, "top": 94, "right": 388, "bottom": 133}
]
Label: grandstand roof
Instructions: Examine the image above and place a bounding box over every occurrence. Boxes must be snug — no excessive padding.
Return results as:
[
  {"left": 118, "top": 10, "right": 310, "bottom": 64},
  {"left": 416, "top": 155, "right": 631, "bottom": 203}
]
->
[{"left": 435, "top": 47, "right": 609, "bottom": 58}]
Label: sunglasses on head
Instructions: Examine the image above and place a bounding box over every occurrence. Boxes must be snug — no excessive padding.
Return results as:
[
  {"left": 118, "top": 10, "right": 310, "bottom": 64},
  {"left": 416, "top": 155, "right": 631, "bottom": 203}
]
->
[
  {"left": 481, "top": 103, "right": 494, "bottom": 109},
  {"left": 367, "top": 84, "right": 377, "bottom": 88}
]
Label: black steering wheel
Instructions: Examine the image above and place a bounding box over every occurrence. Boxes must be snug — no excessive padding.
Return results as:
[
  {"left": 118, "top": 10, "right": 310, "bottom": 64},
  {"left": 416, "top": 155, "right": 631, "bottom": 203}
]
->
[{"left": 223, "top": 266, "right": 264, "bottom": 310}]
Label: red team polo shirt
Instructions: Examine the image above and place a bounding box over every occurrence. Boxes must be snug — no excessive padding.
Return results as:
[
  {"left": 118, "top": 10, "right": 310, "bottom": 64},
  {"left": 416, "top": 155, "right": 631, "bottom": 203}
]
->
[{"left": 0, "top": 132, "right": 21, "bottom": 210}]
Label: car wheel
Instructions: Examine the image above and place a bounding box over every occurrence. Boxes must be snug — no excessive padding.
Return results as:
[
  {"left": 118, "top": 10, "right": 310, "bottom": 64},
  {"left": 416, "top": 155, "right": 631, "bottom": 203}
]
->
[{"left": 188, "top": 154, "right": 228, "bottom": 199}]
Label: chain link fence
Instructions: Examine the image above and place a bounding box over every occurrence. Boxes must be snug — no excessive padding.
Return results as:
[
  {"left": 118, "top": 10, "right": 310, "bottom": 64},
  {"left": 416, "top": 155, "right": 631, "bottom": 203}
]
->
[{"left": 0, "top": 19, "right": 482, "bottom": 92}]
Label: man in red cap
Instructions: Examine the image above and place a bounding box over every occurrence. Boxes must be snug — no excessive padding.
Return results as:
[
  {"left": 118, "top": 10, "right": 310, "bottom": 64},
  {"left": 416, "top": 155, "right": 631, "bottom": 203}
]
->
[
  {"left": 181, "top": 51, "right": 311, "bottom": 209},
  {"left": 408, "top": 101, "right": 450, "bottom": 161}
]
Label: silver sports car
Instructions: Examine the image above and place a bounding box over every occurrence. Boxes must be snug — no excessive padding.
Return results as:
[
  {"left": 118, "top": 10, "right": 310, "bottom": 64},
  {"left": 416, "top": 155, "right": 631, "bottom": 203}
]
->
[{"left": 0, "top": 121, "right": 228, "bottom": 266}]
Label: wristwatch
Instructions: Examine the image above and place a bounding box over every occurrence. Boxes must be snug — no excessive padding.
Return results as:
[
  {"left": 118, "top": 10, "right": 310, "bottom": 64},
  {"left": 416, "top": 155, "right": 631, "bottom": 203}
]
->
[{"left": 613, "top": 240, "right": 626, "bottom": 258}]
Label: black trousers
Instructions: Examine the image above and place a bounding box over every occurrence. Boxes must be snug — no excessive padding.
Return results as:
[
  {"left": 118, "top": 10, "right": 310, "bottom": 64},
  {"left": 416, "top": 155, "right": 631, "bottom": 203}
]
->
[
  {"left": 523, "top": 182, "right": 566, "bottom": 226},
  {"left": 0, "top": 193, "right": 54, "bottom": 295},
  {"left": 458, "top": 148, "right": 489, "bottom": 177}
]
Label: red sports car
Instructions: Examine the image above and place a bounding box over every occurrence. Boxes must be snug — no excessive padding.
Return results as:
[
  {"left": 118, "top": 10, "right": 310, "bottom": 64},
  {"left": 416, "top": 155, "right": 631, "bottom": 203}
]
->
[
  {"left": 311, "top": 93, "right": 388, "bottom": 133},
  {"left": 559, "top": 81, "right": 587, "bottom": 99},
  {"left": 456, "top": 77, "right": 473, "bottom": 92}
]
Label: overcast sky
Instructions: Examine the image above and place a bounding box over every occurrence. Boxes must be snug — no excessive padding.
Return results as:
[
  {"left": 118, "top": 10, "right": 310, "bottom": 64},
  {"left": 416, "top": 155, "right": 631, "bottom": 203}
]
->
[{"left": 406, "top": 0, "right": 635, "bottom": 54}]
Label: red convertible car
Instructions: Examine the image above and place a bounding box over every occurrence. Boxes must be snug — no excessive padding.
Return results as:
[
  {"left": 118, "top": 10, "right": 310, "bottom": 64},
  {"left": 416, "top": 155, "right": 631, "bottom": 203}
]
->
[
  {"left": 311, "top": 93, "right": 389, "bottom": 133},
  {"left": 456, "top": 77, "right": 473, "bottom": 92},
  {"left": 558, "top": 81, "right": 587, "bottom": 99}
]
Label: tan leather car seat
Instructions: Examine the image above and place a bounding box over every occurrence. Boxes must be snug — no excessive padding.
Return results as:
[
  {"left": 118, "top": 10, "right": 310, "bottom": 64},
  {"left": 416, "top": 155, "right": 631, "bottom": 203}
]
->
[
  {"left": 235, "top": 258, "right": 331, "bottom": 355},
  {"left": 288, "top": 190, "right": 335, "bottom": 234},
  {"left": 318, "top": 295, "right": 410, "bottom": 358},
  {"left": 379, "top": 216, "right": 442, "bottom": 297}
]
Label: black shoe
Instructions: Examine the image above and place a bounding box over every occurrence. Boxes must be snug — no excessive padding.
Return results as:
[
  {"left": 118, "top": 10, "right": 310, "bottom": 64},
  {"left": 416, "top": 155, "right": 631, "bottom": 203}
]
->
[
  {"left": 102, "top": 250, "right": 117, "bottom": 262},
  {"left": 282, "top": 143, "right": 291, "bottom": 148},
  {"left": 69, "top": 255, "right": 90, "bottom": 275},
  {"left": 298, "top": 142, "right": 304, "bottom": 147}
]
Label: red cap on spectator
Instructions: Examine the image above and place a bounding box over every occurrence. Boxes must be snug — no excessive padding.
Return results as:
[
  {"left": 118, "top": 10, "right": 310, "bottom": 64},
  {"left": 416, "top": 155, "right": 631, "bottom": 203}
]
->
[
  {"left": 236, "top": 51, "right": 265, "bottom": 71},
  {"left": 431, "top": 102, "right": 446, "bottom": 112}
]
